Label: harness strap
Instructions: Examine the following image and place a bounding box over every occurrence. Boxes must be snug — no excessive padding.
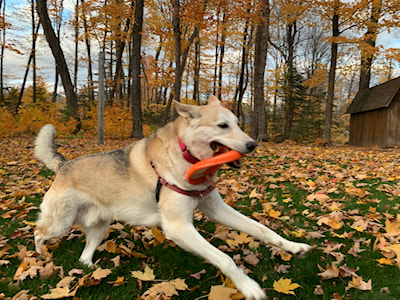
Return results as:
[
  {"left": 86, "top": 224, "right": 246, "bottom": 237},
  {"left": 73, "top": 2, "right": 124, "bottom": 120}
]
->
[{"left": 151, "top": 162, "right": 214, "bottom": 203}]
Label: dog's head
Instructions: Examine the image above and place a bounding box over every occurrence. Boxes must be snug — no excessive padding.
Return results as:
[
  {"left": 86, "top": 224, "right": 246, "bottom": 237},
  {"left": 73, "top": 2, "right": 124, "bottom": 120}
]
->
[{"left": 175, "top": 96, "right": 257, "bottom": 167}]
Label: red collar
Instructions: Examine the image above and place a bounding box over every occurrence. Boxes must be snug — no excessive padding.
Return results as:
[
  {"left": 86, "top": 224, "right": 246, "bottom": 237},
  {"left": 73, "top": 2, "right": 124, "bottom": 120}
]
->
[
  {"left": 151, "top": 162, "right": 214, "bottom": 202},
  {"left": 178, "top": 137, "right": 200, "bottom": 164}
]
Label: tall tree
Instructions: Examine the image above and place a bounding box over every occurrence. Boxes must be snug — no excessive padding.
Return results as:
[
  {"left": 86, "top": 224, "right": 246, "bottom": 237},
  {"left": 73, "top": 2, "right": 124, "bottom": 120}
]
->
[
  {"left": 0, "top": 0, "right": 6, "bottom": 104},
  {"left": 324, "top": 0, "right": 339, "bottom": 144},
  {"left": 81, "top": 0, "right": 94, "bottom": 104},
  {"left": 358, "top": 0, "right": 382, "bottom": 91},
  {"left": 36, "top": 0, "right": 78, "bottom": 118},
  {"left": 50, "top": 0, "right": 63, "bottom": 103},
  {"left": 130, "top": 0, "right": 144, "bottom": 138},
  {"left": 252, "top": 0, "right": 269, "bottom": 141}
]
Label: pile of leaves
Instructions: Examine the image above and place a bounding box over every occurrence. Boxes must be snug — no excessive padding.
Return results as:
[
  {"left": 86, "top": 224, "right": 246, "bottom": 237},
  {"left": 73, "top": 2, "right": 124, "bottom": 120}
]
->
[{"left": 1, "top": 136, "right": 400, "bottom": 299}]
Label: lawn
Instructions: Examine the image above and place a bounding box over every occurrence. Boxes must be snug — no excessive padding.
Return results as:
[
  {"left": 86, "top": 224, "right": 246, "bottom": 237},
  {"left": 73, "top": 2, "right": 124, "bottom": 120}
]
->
[{"left": 1, "top": 136, "right": 400, "bottom": 299}]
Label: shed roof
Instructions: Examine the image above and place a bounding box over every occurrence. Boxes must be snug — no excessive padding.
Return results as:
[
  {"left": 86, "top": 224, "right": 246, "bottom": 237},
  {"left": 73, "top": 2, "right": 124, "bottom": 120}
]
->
[{"left": 346, "top": 76, "right": 400, "bottom": 114}]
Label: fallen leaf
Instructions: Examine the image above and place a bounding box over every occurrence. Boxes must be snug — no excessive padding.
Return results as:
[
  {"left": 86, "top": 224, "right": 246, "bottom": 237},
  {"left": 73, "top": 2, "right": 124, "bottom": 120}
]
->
[
  {"left": 107, "top": 276, "right": 125, "bottom": 286},
  {"left": 132, "top": 265, "right": 156, "bottom": 281},
  {"left": 273, "top": 277, "right": 301, "bottom": 295},
  {"left": 41, "top": 287, "right": 71, "bottom": 299},
  {"left": 151, "top": 226, "right": 166, "bottom": 243},
  {"left": 141, "top": 280, "right": 184, "bottom": 298},
  {"left": 314, "top": 285, "right": 324, "bottom": 295},
  {"left": 249, "top": 188, "right": 262, "bottom": 198},
  {"left": 209, "top": 285, "right": 238, "bottom": 300},
  {"left": 92, "top": 267, "right": 112, "bottom": 280},
  {"left": 346, "top": 276, "right": 372, "bottom": 291},
  {"left": 317, "top": 264, "right": 339, "bottom": 280},
  {"left": 189, "top": 269, "right": 207, "bottom": 279},
  {"left": 274, "top": 264, "right": 291, "bottom": 274}
]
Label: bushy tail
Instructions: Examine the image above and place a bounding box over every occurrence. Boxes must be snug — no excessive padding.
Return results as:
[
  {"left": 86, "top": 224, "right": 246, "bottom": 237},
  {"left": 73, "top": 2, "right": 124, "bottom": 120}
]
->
[{"left": 34, "top": 124, "right": 66, "bottom": 172}]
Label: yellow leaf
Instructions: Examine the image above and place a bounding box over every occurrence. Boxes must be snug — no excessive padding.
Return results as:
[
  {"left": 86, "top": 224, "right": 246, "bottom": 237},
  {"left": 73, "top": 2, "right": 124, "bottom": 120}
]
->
[
  {"left": 249, "top": 188, "right": 262, "bottom": 198},
  {"left": 306, "top": 180, "right": 315, "bottom": 187},
  {"left": 209, "top": 285, "right": 238, "bottom": 300},
  {"left": 41, "top": 287, "right": 72, "bottom": 299},
  {"left": 107, "top": 276, "right": 125, "bottom": 286},
  {"left": 151, "top": 227, "right": 166, "bottom": 243},
  {"left": 14, "top": 261, "right": 28, "bottom": 280},
  {"left": 170, "top": 278, "right": 188, "bottom": 291},
  {"left": 382, "top": 244, "right": 400, "bottom": 258},
  {"left": 376, "top": 258, "right": 395, "bottom": 266},
  {"left": 280, "top": 250, "right": 292, "bottom": 262},
  {"left": 226, "top": 232, "right": 253, "bottom": 247},
  {"left": 268, "top": 209, "right": 281, "bottom": 219},
  {"left": 92, "top": 267, "right": 112, "bottom": 280},
  {"left": 22, "top": 220, "right": 36, "bottom": 226},
  {"left": 131, "top": 265, "right": 155, "bottom": 281},
  {"left": 384, "top": 219, "right": 400, "bottom": 235},
  {"left": 273, "top": 278, "right": 301, "bottom": 295}
]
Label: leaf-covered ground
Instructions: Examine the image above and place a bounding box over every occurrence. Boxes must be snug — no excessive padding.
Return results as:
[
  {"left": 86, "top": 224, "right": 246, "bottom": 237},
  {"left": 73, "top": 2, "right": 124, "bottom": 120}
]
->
[{"left": 1, "top": 137, "right": 400, "bottom": 299}]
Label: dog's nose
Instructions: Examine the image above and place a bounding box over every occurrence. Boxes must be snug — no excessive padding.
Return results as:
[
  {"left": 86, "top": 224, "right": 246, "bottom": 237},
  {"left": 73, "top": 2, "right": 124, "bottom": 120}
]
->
[{"left": 246, "top": 141, "right": 257, "bottom": 153}]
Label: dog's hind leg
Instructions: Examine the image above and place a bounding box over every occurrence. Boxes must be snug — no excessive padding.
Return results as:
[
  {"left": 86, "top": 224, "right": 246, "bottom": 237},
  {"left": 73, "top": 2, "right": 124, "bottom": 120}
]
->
[
  {"left": 78, "top": 219, "right": 110, "bottom": 267},
  {"left": 35, "top": 191, "right": 78, "bottom": 254},
  {"left": 75, "top": 203, "right": 111, "bottom": 267},
  {"left": 199, "top": 191, "right": 312, "bottom": 256}
]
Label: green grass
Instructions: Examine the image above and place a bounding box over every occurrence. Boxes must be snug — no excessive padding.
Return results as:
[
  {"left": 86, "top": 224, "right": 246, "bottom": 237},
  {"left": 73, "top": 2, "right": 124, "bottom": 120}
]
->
[{"left": 1, "top": 141, "right": 400, "bottom": 299}]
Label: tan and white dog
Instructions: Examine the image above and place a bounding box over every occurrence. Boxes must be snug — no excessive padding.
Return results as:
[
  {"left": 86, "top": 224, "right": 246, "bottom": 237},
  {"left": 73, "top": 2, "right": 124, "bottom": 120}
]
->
[{"left": 34, "top": 96, "right": 311, "bottom": 300}]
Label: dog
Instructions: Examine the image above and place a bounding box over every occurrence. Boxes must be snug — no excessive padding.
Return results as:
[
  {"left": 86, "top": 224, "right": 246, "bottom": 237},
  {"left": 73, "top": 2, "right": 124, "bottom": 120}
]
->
[{"left": 34, "top": 96, "right": 311, "bottom": 300}]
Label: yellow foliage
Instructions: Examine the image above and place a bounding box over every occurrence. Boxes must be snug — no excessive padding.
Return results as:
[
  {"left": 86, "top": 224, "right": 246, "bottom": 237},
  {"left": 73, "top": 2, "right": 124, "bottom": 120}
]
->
[{"left": 0, "top": 102, "right": 78, "bottom": 137}]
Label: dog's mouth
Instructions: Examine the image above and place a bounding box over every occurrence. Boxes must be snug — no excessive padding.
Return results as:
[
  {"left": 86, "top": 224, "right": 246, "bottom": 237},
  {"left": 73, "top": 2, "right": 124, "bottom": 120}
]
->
[{"left": 210, "top": 142, "right": 242, "bottom": 169}]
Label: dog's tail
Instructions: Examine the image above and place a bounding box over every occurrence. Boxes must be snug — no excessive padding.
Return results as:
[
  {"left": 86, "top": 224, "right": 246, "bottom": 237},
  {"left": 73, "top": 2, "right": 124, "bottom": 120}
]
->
[{"left": 34, "top": 124, "right": 66, "bottom": 172}]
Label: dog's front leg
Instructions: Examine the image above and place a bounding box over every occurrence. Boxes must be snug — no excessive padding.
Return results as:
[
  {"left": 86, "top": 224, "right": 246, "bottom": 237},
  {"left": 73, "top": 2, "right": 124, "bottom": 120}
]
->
[
  {"left": 199, "top": 191, "right": 312, "bottom": 255},
  {"left": 159, "top": 192, "right": 266, "bottom": 300}
]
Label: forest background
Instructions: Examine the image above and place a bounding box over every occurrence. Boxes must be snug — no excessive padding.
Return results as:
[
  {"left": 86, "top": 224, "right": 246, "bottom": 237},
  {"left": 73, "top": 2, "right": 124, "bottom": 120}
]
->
[{"left": 0, "top": 0, "right": 400, "bottom": 143}]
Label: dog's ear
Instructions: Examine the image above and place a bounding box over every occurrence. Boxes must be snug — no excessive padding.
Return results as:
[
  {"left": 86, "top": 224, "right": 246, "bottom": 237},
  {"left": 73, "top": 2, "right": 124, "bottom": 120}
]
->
[
  {"left": 174, "top": 101, "right": 201, "bottom": 119},
  {"left": 208, "top": 95, "right": 221, "bottom": 106}
]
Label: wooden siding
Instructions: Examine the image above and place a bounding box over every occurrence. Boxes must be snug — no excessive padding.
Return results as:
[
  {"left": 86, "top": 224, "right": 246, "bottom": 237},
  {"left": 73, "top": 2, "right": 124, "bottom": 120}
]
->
[
  {"left": 387, "top": 93, "right": 400, "bottom": 146},
  {"left": 349, "top": 109, "right": 388, "bottom": 146},
  {"left": 349, "top": 92, "right": 400, "bottom": 147}
]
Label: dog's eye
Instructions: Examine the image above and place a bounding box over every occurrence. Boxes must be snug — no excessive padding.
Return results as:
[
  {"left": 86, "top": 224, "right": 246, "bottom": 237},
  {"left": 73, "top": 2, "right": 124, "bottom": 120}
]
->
[{"left": 218, "top": 123, "right": 229, "bottom": 129}]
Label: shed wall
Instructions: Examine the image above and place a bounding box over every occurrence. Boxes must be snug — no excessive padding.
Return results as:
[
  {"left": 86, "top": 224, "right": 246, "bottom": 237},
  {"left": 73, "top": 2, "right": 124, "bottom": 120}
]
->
[
  {"left": 387, "top": 93, "right": 400, "bottom": 146},
  {"left": 349, "top": 109, "right": 388, "bottom": 146}
]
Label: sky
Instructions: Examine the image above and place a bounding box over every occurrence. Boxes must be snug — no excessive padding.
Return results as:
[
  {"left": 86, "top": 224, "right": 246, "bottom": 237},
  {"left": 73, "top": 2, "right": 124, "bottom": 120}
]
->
[{"left": 3, "top": 0, "right": 400, "bottom": 96}]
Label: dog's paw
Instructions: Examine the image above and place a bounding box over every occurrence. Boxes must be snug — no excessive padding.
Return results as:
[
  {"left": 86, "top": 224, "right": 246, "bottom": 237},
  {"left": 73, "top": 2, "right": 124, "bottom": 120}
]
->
[
  {"left": 79, "top": 257, "right": 94, "bottom": 268},
  {"left": 290, "top": 242, "right": 314, "bottom": 256},
  {"left": 236, "top": 277, "right": 266, "bottom": 300}
]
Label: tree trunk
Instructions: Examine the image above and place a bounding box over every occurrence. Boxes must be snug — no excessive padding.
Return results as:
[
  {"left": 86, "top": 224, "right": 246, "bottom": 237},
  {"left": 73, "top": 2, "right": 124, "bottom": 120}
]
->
[
  {"left": 217, "top": 12, "right": 226, "bottom": 98},
  {"left": 234, "top": 20, "right": 249, "bottom": 120},
  {"left": 324, "top": 1, "right": 339, "bottom": 144},
  {"left": 251, "top": 0, "right": 269, "bottom": 142},
  {"left": 51, "top": 2, "right": 62, "bottom": 104},
  {"left": 0, "top": 0, "right": 5, "bottom": 104},
  {"left": 31, "top": 0, "right": 37, "bottom": 103},
  {"left": 193, "top": 33, "right": 200, "bottom": 104},
  {"left": 16, "top": 23, "right": 40, "bottom": 114},
  {"left": 283, "top": 21, "right": 297, "bottom": 139},
  {"left": 36, "top": 0, "right": 78, "bottom": 118},
  {"left": 358, "top": 0, "right": 382, "bottom": 91},
  {"left": 172, "top": 0, "right": 182, "bottom": 104},
  {"left": 130, "top": 0, "right": 144, "bottom": 139},
  {"left": 73, "top": 0, "right": 79, "bottom": 94},
  {"left": 81, "top": 0, "right": 94, "bottom": 104}
]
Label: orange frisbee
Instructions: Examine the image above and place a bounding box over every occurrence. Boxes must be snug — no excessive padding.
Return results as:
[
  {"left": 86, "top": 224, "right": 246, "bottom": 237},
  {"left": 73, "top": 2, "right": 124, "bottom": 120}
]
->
[{"left": 186, "top": 150, "right": 244, "bottom": 185}]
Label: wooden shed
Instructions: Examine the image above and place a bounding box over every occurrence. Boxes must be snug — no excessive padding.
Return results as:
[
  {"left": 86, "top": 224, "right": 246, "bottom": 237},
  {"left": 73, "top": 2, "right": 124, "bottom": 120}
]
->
[{"left": 346, "top": 76, "right": 400, "bottom": 147}]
